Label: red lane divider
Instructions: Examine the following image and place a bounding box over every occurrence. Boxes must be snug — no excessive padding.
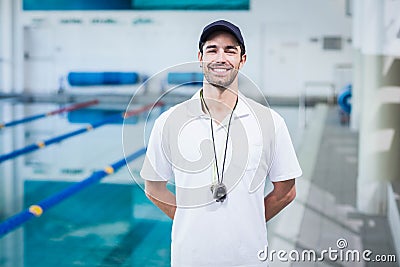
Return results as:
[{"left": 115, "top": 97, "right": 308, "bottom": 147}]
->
[{"left": 0, "top": 99, "right": 99, "bottom": 129}]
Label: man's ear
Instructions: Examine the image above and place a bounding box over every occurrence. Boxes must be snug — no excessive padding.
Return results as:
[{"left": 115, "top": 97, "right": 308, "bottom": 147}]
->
[
  {"left": 238, "top": 54, "right": 247, "bottom": 69},
  {"left": 198, "top": 51, "right": 203, "bottom": 62}
]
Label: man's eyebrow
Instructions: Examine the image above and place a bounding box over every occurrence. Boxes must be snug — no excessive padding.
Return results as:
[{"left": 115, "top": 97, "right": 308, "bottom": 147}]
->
[
  {"left": 204, "top": 45, "right": 239, "bottom": 50},
  {"left": 225, "top": 45, "right": 238, "bottom": 50},
  {"left": 204, "top": 45, "right": 217, "bottom": 50}
]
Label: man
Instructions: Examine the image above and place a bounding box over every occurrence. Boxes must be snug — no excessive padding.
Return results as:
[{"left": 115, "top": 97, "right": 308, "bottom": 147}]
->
[{"left": 141, "top": 20, "right": 302, "bottom": 267}]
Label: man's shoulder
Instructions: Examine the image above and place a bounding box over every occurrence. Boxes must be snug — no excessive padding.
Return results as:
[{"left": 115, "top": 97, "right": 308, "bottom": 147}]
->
[
  {"left": 241, "top": 95, "right": 283, "bottom": 125},
  {"left": 154, "top": 97, "right": 199, "bottom": 125},
  {"left": 243, "top": 96, "right": 270, "bottom": 112}
]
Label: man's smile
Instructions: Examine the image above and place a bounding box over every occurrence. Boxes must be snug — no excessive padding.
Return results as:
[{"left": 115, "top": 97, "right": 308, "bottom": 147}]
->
[{"left": 208, "top": 66, "right": 233, "bottom": 75}]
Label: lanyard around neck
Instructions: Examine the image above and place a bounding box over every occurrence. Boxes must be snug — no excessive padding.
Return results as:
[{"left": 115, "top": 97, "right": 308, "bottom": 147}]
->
[{"left": 200, "top": 89, "right": 238, "bottom": 185}]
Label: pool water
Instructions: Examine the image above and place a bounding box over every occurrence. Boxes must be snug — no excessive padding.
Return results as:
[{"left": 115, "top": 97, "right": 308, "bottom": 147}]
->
[
  {"left": 0, "top": 100, "right": 311, "bottom": 267},
  {"left": 23, "top": 181, "right": 171, "bottom": 267}
]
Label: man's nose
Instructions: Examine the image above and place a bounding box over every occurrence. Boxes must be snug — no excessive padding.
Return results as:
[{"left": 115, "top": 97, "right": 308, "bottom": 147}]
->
[{"left": 215, "top": 49, "right": 227, "bottom": 62}]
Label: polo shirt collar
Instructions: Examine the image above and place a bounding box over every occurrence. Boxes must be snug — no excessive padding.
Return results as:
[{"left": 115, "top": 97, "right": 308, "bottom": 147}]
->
[{"left": 187, "top": 89, "right": 251, "bottom": 119}]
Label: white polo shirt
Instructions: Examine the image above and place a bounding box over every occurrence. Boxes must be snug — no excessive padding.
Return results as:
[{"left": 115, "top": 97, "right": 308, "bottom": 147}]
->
[{"left": 141, "top": 90, "right": 302, "bottom": 267}]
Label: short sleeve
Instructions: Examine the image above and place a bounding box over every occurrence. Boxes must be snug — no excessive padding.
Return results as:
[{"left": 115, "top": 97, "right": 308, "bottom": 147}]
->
[
  {"left": 268, "top": 116, "right": 302, "bottom": 182},
  {"left": 140, "top": 115, "right": 174, "bottom": 182}
]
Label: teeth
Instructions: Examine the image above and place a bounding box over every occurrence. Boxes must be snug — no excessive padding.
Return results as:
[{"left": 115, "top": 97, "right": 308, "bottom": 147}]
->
[{"left": 213, "top": 68, "right": 228, "bottom": 72}]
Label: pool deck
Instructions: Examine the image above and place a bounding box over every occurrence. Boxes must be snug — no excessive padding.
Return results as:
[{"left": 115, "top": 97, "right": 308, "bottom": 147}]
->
[
  {"left": 268, "top": 105, "right": 399, "bottom": 267},
  {"left": 1, "top": 103, "right": 399, "bottom": 267}
]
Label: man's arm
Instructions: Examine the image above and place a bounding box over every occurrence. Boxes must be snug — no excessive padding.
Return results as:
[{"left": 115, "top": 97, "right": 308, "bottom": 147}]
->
[
  {"left": 264, "top": 178, "right": 296, "bottom": 222},
  {"left": 145, "top": 180, "right": 177, "bottom": 220}
]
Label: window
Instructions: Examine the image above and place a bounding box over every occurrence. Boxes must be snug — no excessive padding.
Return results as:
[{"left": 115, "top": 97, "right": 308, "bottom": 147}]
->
[
  {"left": 23, "top": 0, "right": 249, "bottom": 11},
  {"left": 132, "top": 0, "right": 249, "bottom": 10},
  {"left": 323, "top": 36, "right": 342, "bottom": 51}
]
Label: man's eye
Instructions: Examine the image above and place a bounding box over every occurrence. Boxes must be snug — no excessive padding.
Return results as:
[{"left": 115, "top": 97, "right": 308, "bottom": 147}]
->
[
  {"left": 206, "top": 49, "right": 217, "bottom": 53},
  {"left": 226, "top": 50, "right": 237, "bottom": 54}
]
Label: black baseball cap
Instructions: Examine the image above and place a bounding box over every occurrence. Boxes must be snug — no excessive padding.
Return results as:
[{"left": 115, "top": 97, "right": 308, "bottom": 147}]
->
[{"left": 199, "top": 20, "right": 245, "bottom": 55}]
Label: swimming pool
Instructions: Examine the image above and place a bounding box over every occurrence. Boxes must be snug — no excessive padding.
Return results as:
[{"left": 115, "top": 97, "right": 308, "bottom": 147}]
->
[{"left": 0, "top": 99, "right": 311, "bottom": 267}]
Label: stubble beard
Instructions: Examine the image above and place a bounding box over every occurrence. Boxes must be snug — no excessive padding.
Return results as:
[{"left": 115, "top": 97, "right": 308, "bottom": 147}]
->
[{"left": 203, "top": 64, "right": 239, "bottom": 90}]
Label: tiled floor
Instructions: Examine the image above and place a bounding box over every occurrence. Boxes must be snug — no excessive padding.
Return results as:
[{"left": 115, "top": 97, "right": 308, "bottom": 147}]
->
[{"left": 292, "top": 107, "right": 398, "bottom": 267}]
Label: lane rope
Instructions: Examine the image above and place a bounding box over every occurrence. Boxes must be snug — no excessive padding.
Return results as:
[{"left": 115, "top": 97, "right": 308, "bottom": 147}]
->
[
  {"left": 0, "top": 147, "right": 147, "bottom": 237},
  {"left": 0, "top": 102, "right": 163, "bottom": 164},
  {"left": 0, "top": 99, "right": 99, "bottom": 129}
]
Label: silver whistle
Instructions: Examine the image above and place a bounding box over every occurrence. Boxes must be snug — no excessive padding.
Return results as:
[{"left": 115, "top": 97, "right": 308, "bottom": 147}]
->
[{"left": 211, "top": 183, "right": 227, "bottom": 202}]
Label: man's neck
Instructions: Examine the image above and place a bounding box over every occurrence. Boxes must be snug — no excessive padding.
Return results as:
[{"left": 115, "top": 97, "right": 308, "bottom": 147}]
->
[
  {"left": 201, "top": 83, "right": 238, "bottom": 124},
  {"left": 202, "top": 84, "right": 238, "bottom": 113}
]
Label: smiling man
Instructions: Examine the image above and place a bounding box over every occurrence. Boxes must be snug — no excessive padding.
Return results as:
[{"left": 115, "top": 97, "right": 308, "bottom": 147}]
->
[{"left": 141, "top": 20, "right": 302, "bottom": 267}]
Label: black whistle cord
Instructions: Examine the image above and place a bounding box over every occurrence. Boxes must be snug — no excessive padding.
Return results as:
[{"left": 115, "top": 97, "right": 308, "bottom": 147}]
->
[{"left": 200, "top": 89, "right": 238, "bottom": 184}]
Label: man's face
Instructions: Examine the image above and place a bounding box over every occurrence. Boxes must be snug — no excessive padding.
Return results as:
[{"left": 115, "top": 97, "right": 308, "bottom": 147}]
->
[{"left": 198, "top": 31, "right": 246, "bottom": 89}]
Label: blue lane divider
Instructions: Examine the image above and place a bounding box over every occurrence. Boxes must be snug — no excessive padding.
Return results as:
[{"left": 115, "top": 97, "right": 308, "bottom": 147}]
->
[
  {"left": 0, "top": 100, "right": 99, "bottom": 129},
  {"left": 0, "top": 102, "right": 162, "bottom": 164},
  {"left": 167, "top": 72, "right": 203, "bottom": 86},
  {"left": 68, "top": 72, "right": 140, "bottom": 86},
  {"left": 0, "top": 147, "right": 146, "bottom": 237}
]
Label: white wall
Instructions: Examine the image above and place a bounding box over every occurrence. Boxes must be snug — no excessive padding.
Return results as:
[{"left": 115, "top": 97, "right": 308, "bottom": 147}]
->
[
  {"left": 19, "top": 0, "right": 353, "bottom": 96},
  {"left": 0, "top": 0, "right": 13, "bottom": 93},
  {"left": 382, "top": 0, "right": 400, "bottom": 57}
]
